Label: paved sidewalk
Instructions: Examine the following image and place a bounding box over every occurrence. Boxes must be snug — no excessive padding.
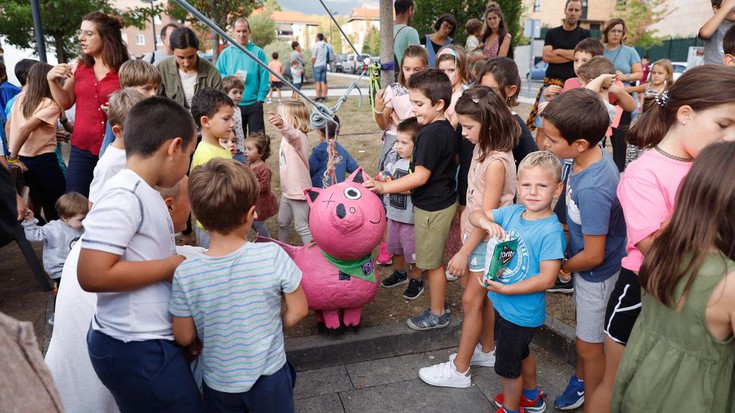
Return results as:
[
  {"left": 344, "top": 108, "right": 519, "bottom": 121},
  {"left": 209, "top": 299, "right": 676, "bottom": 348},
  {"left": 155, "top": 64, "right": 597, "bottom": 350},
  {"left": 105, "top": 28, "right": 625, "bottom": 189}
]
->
[{"left": 293, "top": 345, "right": 578, "bottom": 413}]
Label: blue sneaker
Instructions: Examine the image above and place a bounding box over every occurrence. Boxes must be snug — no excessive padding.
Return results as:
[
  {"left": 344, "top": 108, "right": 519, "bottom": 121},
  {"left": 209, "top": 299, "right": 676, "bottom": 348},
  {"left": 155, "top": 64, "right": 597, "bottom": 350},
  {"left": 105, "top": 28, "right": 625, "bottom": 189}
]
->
[{"left": 553, "top": 375, "right": 584, "bottom": 410}]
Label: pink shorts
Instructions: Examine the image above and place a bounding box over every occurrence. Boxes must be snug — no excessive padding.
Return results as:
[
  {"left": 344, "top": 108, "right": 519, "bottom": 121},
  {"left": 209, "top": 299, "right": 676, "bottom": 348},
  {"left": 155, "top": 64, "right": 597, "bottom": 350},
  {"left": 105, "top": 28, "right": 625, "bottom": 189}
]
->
[{"left": 386, "top": 219, "right": 416, "bottom": 263}]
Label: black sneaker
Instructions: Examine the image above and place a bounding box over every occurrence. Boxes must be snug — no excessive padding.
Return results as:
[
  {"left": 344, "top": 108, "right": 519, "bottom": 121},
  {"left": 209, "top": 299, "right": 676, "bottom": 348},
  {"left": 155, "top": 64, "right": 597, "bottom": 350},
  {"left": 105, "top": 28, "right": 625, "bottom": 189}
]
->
[
  {"left": 381, "top": 270, "right": 408, "bottom": 288},
  {"left": 402, "top": 279, "right": 424, "bottom": 300},
  {"left": 547, "top": 276, "right": 573, "bottom": 293}
]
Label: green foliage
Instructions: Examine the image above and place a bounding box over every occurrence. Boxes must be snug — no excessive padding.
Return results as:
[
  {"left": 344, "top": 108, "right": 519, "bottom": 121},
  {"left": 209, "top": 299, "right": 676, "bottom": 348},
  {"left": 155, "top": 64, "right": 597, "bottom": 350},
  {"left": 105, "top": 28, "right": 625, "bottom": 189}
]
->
[
  {"left": 614, "top": 0, "right": 672, "bottom": 49},
  {"left": 360, "top": 26, "right": 380, "bottom": 55},
  {"left": 249, "top": 10, "right": 277, "bottom": 47},
  {"left": 412, "top": 0, "right": 523, "bottom": 47},
  {"left": 0, "top": 0, "right": 160, "bottom": 62}
]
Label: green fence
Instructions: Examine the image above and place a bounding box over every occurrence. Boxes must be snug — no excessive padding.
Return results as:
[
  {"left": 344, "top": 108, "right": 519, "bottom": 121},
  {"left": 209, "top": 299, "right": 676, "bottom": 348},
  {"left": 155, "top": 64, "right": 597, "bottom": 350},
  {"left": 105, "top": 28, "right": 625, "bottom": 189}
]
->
[{"left": 634, "top": 37, "right": 705, "bottom": 62}]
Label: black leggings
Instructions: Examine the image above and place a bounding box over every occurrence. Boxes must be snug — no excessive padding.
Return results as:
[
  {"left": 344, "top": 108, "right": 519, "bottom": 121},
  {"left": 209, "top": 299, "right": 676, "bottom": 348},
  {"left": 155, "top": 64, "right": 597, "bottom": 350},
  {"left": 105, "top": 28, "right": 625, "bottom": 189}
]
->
[{"left": 20, "top": 152, "right": 66, "bottom": 221}]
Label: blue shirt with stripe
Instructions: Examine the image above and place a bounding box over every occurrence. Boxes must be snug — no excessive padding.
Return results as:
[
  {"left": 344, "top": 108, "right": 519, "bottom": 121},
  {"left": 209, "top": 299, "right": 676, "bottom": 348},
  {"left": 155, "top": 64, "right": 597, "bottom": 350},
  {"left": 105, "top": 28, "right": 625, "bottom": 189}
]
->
[{"left": 169, "top": 242, "right": 301, "bottom": 393}]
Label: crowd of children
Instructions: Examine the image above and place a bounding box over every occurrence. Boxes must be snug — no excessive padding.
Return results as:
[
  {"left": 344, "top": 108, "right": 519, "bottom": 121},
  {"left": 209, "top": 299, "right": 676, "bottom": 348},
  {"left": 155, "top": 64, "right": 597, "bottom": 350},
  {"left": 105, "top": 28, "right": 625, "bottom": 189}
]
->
[{"left": 2, "top": 4, "right": 735, "bottom": 412}]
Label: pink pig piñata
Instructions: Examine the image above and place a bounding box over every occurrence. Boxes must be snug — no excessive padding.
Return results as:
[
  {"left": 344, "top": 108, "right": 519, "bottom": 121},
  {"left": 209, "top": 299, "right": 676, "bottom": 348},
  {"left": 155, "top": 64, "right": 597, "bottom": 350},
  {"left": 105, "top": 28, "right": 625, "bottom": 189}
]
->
[{"left": 258, "top": 168, "right": 385, "bottom": 332}]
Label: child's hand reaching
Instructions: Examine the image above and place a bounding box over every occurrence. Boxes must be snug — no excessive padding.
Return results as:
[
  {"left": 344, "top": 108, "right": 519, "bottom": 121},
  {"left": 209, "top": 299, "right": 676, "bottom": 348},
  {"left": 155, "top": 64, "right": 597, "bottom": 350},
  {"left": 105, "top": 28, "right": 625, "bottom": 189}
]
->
[
  {"left": 543, "top": 85, "right": 562, "bottom": 100},
  {"left": 362, "top": 175, "right": 384, "bottom": 194},
  {"left": 22, "top": 208, "right": 34, "bottom": 222},
  {"left": 267, "top": 111, "right": 284, "bottom": 129},
  {"left": 481, "top": 221, "right": 506, "bottom": 239}
]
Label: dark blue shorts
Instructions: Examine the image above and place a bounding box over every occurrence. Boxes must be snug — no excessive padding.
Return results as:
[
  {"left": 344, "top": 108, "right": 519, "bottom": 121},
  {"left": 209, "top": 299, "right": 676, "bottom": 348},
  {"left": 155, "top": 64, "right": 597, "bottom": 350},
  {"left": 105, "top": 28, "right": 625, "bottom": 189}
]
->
[
  {"left": 202, "top": 361, "right": 296, "bottom": 413},
  {"left": 87, "top": 328, "right": 203, "bottom": 413}
]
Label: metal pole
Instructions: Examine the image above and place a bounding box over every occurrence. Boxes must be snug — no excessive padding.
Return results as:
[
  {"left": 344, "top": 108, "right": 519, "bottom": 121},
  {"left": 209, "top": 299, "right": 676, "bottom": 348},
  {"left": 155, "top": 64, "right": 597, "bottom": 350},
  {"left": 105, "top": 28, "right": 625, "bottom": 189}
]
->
[
  {"left": 151, "top": 1, "right": 157, "bottom": 52},
  {"left": 527, "top": 20, "right": 536, "bottom": 95},
  {"left": 30, "top": 0, "right": 47, "bottom": 63}
]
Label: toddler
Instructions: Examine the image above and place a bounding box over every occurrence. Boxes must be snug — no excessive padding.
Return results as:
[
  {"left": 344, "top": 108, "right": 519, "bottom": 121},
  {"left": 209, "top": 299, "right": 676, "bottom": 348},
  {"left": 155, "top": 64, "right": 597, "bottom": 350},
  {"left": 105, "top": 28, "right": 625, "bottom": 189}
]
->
[
  {"left": 290, "top": 60, "right": 303, "bottom": 99},
  {"left": 244, "top": 132, "right": 278, "bottom": 237},
  {"left": 308, "top": 114, "right": 359, "bottom": 188},
  {"left": 222, "top": 76, "right": 247, "bottom": 162}
]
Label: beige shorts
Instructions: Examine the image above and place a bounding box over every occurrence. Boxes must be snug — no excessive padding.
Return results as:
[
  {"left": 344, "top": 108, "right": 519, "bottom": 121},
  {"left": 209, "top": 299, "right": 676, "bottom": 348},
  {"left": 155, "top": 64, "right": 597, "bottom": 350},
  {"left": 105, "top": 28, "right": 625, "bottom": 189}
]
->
[{"left": 414, "top": 202, "right": 458, "bottom": 270}]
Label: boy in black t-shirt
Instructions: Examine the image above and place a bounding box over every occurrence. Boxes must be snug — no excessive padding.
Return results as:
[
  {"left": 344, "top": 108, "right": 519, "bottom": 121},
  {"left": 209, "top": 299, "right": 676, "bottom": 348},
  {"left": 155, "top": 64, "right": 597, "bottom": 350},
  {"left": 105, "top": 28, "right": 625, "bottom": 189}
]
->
[{"left": 366, "top": 69, "right": 458, "bottom": 331}]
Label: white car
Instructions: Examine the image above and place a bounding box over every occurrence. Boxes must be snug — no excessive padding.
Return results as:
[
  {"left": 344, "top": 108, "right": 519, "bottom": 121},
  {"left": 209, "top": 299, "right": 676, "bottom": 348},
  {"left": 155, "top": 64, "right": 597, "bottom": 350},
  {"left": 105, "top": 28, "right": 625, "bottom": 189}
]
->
[
  {"left": 342, "top": 53, "right": 371, "bottom": 74},
  {"left": 672, "top": 61, "right": 687, "bottom": 82}
]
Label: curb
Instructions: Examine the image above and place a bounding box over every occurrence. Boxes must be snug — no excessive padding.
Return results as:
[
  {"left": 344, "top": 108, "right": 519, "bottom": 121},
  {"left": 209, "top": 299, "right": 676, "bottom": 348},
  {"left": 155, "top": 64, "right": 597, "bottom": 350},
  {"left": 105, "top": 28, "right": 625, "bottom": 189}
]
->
[{"left": 285, "top": 313, "right": 576, "bottom": 371}]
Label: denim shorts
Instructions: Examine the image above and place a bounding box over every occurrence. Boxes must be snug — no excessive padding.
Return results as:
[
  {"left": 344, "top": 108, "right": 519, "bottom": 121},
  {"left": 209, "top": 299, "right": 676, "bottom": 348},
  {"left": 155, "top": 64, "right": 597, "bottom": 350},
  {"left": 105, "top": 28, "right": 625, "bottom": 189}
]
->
[
  {"left": 468, "top": 241, "right": 488, "bottom": 272},
  {"left": 313, "top": 65, "right": 327, "bottom": 82}
]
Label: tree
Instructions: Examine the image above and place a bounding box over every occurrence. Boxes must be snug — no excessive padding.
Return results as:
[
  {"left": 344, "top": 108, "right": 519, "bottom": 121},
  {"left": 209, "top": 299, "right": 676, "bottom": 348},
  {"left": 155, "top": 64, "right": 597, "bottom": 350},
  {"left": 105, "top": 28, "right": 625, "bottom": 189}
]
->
[
  {"left": 167, "top": 0, "right": 262, "bottom": 62},
  {"left": 362, "top": 26, "right": 377, "bottom": 54},
  {"left": 412, "top": 0, "right": 523, "bottom": 47},
  {"left": 614, "top": 0, "right": 672, "bottom": 49},
  {"left": 0, "top": 0, "right": 157, "bottom": 62},
  {"left": 249, "top": 10, "right": 277, "bottom": 47}
]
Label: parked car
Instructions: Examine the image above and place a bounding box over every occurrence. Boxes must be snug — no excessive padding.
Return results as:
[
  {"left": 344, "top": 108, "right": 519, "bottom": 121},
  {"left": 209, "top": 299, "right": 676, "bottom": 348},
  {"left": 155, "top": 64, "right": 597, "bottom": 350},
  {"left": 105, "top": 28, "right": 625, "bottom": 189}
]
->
[
  {"left": 342, "top": 53, "right": 371, "bottom": 74},
  {"left": 333, "top": 54, "right": 347, "bottom": 72},
  {"left": 671, "top": 61, "right": 687, "bottom": 82},
  {"left": 526, "top": 60, "right": 548, "bottom": 81}
]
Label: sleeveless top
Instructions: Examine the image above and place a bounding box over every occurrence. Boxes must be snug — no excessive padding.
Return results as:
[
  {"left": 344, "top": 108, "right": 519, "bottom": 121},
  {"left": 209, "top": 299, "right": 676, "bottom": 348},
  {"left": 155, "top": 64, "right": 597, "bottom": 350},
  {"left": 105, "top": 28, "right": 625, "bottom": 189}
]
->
[
  {"left": 611, "top": 251, "right": 735, "bottom": 412},
  {"left": 482, "top": 33, "right": 511, "bottom": 58}
]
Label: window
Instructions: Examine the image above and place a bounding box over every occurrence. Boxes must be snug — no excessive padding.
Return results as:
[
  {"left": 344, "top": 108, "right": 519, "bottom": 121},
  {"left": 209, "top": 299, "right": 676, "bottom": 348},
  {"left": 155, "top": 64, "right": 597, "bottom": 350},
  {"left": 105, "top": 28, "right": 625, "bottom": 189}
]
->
[
  {"left": 153, "top": 15, "right": 162, "bottom": 25},
  {"left": 136, "top": 34, "right": 145, "bottom": 46},
  {"left": 616, "top": 0, "right": 627, "bottom": 10},
  {"left": 533, "top": 0, "right": 541, "bottom": 12},
  {"left": 156, "top": 35, "right": 162, "bottom": 46}
]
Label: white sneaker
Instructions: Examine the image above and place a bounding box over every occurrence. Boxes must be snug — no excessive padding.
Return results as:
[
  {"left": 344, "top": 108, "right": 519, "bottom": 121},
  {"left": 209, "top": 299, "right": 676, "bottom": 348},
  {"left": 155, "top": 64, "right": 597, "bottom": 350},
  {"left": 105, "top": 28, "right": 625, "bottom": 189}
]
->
[
  {"left": 449, "top": 343, "right": 496, "bottom": 367},
  {"left": 445, "top": 268, "right": 459, "bottom": 282},
  {"left": 418, "top": 360, "right": 471, "bottom": 388}
]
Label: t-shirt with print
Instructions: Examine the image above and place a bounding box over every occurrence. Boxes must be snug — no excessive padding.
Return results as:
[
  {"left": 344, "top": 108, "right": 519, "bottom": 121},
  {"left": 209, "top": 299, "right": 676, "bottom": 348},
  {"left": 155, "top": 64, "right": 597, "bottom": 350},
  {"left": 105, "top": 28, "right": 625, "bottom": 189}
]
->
[
  {"left": 81, "top": 169, "right": 178, "bottom": 341},
  {"left": 88, "top": 145, "right": 126, "bottom": 204},
  {"left": 489, "top": 204, "right": 565, "bottom": 328},
  {"left": 192, "top": 140, "right": 232, "bottom": 170},
  {"left": 170, "top": 242, "right": 301, "bottom": 393},
  {"left": 544, "top": 26, "right": 591, "bottom": 81},
  {"left": 566, "top": 149, "right": 626, "bottom": 282},
  {"left": 410, "top": 119, "right": 457, "bottom": 211},
  {"left": 618, "top": 150, "right": 691, "bottom": 273},
  {"left": 702, "top": 21, "right": 733, "bottom": 65},
  {"left": 385, "top": 158, "right": 415, "bottom": 224}
]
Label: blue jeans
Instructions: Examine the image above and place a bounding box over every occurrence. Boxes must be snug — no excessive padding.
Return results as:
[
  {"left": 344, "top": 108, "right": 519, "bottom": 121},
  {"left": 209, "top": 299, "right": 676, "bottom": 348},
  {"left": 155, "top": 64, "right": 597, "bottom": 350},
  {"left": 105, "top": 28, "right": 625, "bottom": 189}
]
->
[
  {"left": 202, "top": 361, "right": 296, "bottom": 413},
  {"left": 66, "top": 145, "right": 98, "bottom": 197},
  {"left": 19, "top": 152, "right": 66, "bottom": 221},
  {"left": 87, "top": 328, "right": 204, "bottom": 413}
]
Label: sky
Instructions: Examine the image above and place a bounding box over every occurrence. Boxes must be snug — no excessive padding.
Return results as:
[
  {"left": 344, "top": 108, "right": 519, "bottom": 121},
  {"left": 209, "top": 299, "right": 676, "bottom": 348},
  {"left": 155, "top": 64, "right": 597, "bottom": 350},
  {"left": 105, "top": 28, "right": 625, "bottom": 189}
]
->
[{"left": 277, "top": 0, "right": 377, "bottom": 16}]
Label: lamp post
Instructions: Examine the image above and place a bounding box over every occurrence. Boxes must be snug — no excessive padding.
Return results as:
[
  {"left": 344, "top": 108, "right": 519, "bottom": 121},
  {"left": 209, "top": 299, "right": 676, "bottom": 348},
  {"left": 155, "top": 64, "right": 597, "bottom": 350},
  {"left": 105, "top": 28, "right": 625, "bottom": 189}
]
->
[{"left": 142, "top": 0, "right": 158, "bottom": 52}]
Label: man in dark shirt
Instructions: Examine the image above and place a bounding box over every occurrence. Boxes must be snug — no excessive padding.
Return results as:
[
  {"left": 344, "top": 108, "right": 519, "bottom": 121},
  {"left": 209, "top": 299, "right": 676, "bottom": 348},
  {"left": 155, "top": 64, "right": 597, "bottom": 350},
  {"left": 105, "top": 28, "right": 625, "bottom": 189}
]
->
[{"left": 527, "top": 0, "right": 590, "bottom": 145}]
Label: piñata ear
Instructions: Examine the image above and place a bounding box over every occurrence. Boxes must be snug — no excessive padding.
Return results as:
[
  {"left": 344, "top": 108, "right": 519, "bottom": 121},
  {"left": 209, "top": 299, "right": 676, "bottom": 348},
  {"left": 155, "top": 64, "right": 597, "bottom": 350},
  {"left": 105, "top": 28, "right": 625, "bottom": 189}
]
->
[
  {"left": 348, "top": 167, "right": 367, "bottom": 184},
  {"left": 305, "top": 187, "right": 323, "bottom": 206}
]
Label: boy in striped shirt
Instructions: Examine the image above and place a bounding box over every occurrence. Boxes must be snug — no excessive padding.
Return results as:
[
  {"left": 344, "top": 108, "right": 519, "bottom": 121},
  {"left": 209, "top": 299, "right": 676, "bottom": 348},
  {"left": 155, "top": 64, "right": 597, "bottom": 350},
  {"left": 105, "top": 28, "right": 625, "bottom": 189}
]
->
[{"left": 170, "top": 158, "right": 308, "bottom": 412}]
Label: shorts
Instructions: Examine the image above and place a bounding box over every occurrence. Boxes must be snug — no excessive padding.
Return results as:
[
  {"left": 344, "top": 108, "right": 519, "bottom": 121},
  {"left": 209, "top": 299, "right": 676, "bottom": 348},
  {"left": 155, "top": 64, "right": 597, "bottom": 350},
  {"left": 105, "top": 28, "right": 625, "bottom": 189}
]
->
[
  {"left": 468, "top": 241, "right": 488, "bottom": 272},
  {"left": 313, "top": 65, "right": 327, "bottom": 83},
  {"left": 271, "top": 81, "right": 283, "bottom": 90},
  {"left": 292, "top": 83, "right": 302, "bottom": 91},
  {"left": 494, "top": 310, "right": 536, "bottom": 379},
  {"left": 202, "top": 361, "right": 296, "bottom": 413},
  {"left": 603, "top": 267, "right": 641, "bottom": 345},
  {"left": 574, "top": 270, "right": 620, "bottom": 343},
  {"left": 414, "top": 202, "right": 458, "bottom": 270},
  {"left": 386, "top": 219, "right": 416, "bottom": 263}
]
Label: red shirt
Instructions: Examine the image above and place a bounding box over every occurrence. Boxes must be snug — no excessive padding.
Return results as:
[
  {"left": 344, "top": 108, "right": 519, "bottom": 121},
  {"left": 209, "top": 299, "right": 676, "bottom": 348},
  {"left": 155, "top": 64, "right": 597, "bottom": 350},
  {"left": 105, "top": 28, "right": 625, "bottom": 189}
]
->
[{"left": 71, "top": 65, "right": 120, "bottom": 155}]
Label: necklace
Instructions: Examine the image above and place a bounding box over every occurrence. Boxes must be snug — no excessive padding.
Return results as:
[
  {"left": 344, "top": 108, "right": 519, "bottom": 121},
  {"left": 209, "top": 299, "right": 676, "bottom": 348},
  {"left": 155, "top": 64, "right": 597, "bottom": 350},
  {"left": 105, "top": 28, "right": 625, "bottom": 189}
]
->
[{"left": 654, "top": 145, "right": 694, "bottom": 162}]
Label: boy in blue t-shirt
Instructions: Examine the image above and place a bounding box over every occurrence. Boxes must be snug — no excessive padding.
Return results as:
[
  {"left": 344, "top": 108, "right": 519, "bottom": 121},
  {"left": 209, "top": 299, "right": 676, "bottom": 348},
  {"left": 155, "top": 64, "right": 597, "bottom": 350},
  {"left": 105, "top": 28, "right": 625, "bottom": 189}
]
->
[
  {"left": 308, "top": 113, "right": 360, "bottom": 188},
  {"left": 469, "top": 151, "right": 565, "bottom": 413},
  {"left": 170, "top": 158, "right": 308, "bottom": 412},
  {"left": 543, "top": 88, "right": 626, "bottom": 411}
]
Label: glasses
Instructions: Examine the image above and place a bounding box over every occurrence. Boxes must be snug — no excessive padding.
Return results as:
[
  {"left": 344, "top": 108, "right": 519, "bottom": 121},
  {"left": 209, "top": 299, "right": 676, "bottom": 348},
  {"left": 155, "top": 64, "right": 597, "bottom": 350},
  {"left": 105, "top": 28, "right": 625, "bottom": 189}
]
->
[{"left": 76, "top": 29, "right": 96, "bottom": 38}]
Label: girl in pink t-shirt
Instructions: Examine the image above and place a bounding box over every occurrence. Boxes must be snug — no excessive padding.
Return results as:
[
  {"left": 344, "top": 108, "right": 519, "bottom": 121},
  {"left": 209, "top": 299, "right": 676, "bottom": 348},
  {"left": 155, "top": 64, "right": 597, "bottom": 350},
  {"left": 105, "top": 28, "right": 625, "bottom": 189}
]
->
[
  {"left": 7, "top": 63, "right": 65, "bottom": 221},
  {"left": 372, "top": 45, "right": 428, "bottom": 264},
  {"left": 588, "top": 65, "right": 735, "bottom": 413},
  {"left": 419, "top": 86, "right": 519, "bottom": 387}
]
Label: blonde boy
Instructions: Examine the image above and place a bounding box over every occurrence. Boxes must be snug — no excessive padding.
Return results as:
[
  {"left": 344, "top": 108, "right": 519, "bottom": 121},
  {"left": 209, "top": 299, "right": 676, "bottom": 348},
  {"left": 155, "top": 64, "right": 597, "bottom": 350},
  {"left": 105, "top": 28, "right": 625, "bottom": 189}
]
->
[{"left": 469, "top": 151, "right": 565, "bottom": 413}]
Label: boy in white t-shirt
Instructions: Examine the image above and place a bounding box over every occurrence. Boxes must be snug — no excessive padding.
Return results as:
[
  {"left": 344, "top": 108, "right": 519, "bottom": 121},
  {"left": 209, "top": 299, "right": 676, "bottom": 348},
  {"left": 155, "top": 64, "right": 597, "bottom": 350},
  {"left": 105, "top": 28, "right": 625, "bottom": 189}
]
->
[
  {"left": 88, "top": 88, "right": 145, "bottom": 205},
  {"left": 78, "top": 97, "right": 202, "bottom": 413}
]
